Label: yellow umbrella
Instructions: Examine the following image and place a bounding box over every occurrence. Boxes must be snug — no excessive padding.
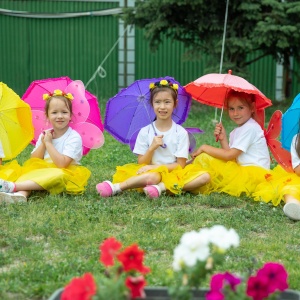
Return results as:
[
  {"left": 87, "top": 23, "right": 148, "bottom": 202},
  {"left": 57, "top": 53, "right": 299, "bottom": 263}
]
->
[{"left": 0, "top": 82, "right": 34, "bottom": 160}]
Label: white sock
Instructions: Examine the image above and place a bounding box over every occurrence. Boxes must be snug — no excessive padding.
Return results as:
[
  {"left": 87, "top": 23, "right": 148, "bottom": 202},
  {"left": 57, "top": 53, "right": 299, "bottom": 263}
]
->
[
  {"left": 114, "top": 183, "right": 122, "bottom": 193},
  {"left": 157, "top": 182, "right": 166, "bottom": 192}
]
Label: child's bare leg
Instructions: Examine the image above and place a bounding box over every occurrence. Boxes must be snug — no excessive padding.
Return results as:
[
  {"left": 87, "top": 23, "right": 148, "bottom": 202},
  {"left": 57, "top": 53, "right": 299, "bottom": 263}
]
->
[
  {"left": 183, "top": 173, "right": 210, "bottom": 192},
  {"left": 120, "top": 172, "right": 161, "bottom": 191},
  {"left": 15, "top": 180, "right": 44, "bottom": 191},
  {"left": 96, "top": 172, "right": 162, "bottom": 197},
  {"left": 283, "top": 194, "right": 300, "bottom": 221}
]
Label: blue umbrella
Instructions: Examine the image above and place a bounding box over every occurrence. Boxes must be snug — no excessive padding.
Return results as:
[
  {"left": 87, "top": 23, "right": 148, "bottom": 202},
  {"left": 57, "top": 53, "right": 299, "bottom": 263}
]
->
[{"left": 282, "top": 93, "right": 300, "bottom": 151}]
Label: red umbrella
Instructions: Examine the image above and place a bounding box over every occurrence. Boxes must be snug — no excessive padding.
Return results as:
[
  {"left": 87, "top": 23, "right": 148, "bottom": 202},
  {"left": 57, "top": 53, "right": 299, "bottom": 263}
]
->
[
  {"left": 22, "top": 77, "right": 104, "bottom": 155},
  {"left": 184, "top": 70, "right": 272, "bottom": 110}
]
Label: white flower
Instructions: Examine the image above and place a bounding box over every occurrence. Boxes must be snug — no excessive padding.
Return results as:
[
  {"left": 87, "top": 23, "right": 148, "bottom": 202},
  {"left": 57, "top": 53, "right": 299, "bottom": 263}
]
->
[
  {"left": 172, "top": 230, "right": 210, "bottom": 270},
  {"left": 208, "top": 225, "right": 240, "bottom": 250}
]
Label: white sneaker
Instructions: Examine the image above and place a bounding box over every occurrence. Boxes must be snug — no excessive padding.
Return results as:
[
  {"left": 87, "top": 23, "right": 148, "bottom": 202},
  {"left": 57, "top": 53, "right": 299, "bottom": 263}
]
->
[
  {"left": 0, "top": 192, "right": 27, "bottom": 204},
  {"left": 283, "top": 203, "right": 300, "bottom": 221}
]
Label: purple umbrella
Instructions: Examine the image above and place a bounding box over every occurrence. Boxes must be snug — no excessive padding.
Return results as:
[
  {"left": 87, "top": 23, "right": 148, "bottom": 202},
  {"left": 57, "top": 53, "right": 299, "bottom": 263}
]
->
[{"left": 104, "top": 76, "right": 192, "bottom": 145}]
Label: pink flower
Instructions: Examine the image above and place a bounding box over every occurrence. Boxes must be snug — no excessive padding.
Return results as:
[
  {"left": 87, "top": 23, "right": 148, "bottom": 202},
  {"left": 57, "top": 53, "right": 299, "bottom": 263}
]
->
[
  {"left": 246, "top": 274, "right": 270, "bottom": 300},
  {"left": 206, "top": 290, "right": 225, "bottom": 300},
  {"left": 206, "top": 272, "right": 241, "bottom": 300},
  {"left": 257, "top": 262, "right": 288, "bottom": 293},
  {"left": 117, "top": 244, "right": 150, "bottom": 274},
  {"left": 99, "top": 237, "right": 122, "bottom": 266},
  {"left": 61, "top": 273, "right": 97, "bottom": 300},
  {"left": 125, "top": 275, "right": 147, "bottom": 299}
]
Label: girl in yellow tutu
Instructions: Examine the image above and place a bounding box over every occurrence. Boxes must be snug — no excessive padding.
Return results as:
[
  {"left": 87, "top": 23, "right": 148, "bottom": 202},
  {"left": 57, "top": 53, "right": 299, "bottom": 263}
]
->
[
  {"left": 253, "top": 131, "right": 300, "bottom": 221},
  {"left": 96, "top": 79, "right": 194, "bottom": 198},
  {"left": 0, "top": 90, "right": 91, "bottom": 203},
  {"left": 181, "top": 90, "right": 271, "bottom": 197}
]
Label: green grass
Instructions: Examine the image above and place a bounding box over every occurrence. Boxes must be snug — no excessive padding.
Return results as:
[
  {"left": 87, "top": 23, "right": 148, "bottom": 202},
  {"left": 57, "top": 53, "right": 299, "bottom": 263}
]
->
[{"left": 0, "top": 100, "right": 299, "bottom": 300}]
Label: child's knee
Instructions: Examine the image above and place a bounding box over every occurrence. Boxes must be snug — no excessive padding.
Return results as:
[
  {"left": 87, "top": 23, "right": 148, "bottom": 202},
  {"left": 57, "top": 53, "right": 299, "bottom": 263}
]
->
[
  {"left": 203, "top": 172, "right": 210, "bottom": 183},
  {"left": 144, "top": 172, "right": 161, "bottom": 185}
]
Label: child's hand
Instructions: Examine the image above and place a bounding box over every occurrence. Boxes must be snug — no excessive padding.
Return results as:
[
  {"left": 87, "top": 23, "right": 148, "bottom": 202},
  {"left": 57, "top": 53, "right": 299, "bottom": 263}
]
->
[
  {"left": 150, "top": 135, "right": 164, "bottom": 151},
  {"left": 191, "top": 145, "right": 204, "bottom": 159},
  {"left": 137, "top": 165, "right": 155, "bottom": 174},
  {"left": 42, "top": 129, "right": 54, "bottom": 144},
  {"left": 214, "top": 123, "right": 226, "bottom": 141}
]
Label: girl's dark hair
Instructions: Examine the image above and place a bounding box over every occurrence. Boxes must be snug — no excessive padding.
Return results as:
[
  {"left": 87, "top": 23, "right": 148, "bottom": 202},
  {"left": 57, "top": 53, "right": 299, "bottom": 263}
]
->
[
  {"left": 225, "top": 90, "right": 257, "bottom": 120},
  {"left": 45, "top": 95, "right": 73, "bottom": 117},
  {"left": 150, "top": 86, "right": 177, "bottom": 105}
]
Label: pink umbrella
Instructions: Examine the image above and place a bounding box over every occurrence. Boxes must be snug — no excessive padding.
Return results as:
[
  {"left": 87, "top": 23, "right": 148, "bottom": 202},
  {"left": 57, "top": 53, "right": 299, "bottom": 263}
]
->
[
  {"left": 22, "top": 76, "right": 104, "bottom": 155},
  {"left": 184, "top": 70, "right": 272, "bottom": 110}
]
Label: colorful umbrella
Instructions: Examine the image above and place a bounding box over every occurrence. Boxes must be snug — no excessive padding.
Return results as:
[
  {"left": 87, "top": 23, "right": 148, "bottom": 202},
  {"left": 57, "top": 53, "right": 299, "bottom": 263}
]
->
[
  {"left": 0, "top": 82, "right": 34, "bottom": 160},
  {"left": 282, "top": 93, "right": 300, "bottom": 151},
  {"left": 184, "top": 70, "right": 272, "bottom": 110},
  {"left": 22, "top": 76, "right": 104, "bottom": 155},
  {"left": 104, "top": 76, "right": 192, "bottom": 145}
]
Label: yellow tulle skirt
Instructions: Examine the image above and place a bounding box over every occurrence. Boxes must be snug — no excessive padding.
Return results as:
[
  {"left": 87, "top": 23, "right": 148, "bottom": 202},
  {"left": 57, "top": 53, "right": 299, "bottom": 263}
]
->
[
  {"left": 0, "top": 160, "right": 22, "bottom": 181},
  {"left": 189, "top": 153, "right": 271, "bottom": 197},
  {"left": 16, "top": 158, "right": 91, "bottom": 195},
  {"left": 112, "top": 163, "right": 208, "bottom": 195},
  {"left": 253, "top": 165, "right": 300, "bottom": 206}
]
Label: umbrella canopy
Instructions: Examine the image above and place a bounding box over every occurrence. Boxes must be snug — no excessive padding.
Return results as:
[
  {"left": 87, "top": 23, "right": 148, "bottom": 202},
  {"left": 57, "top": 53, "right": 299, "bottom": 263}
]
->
[
  {"left": 22, "top": 77, "right": 104, "bottom": 155},
  {"left": 0, "top": 82, "right": 34, "bottom": 160},
  {"left": 184, "top": 70, "right": 272, "bottom": 110},
  {"left": 105, "top": 76, "right": 192, "bottom": 144},
  {"left": 282, "top": 93, "right": 300, "bottom": 151}
]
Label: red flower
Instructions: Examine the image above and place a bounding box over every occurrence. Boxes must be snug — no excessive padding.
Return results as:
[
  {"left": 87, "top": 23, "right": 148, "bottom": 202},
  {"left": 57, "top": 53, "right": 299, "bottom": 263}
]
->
[
  {"left": 246, "top": 274, "right": 270, "bottom": 300},
  {"left": 100, "top": 237, "right": 122, "bottom": 266},
  {"left": 61, "top": 273, "right": 97, "bottom": 300},
  {"left": 117, "top": 244, "right": 150, "bottom": 274},
  {"left": 125, "top": 275, "right": 147, "bottom": 299},
  {"left": 257, "top": 262, "right": 288, "bottom": 293}
]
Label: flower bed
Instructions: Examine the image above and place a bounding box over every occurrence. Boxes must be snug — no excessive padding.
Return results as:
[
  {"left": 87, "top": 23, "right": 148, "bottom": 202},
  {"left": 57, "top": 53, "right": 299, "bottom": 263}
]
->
[{"left": 48, "top": 225, "right": 300, "bottom": 300}]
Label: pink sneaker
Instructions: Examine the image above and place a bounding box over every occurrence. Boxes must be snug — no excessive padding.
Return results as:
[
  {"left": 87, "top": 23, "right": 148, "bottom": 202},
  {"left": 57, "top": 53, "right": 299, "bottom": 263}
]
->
[
  {"left": 143, "top": 185, "right": 161, "bottom": 199},
  {"left": 96, "top": 181, "right": 116, "bottom": 197}
]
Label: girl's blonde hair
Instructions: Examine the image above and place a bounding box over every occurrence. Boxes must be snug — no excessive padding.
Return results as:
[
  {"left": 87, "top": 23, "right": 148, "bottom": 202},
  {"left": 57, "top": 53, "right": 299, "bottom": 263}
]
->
[{"left": 45, "top": 96, "right": 73, "bottom": 118}]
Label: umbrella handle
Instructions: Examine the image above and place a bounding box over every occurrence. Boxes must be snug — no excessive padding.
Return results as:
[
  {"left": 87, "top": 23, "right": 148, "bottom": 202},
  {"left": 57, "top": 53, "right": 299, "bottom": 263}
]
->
[
  {"left": 155, "top": 133, "right": 166, "bottom": 148},
  {"left": 216, "top": 135, "right": 219, "bottom": 142}
]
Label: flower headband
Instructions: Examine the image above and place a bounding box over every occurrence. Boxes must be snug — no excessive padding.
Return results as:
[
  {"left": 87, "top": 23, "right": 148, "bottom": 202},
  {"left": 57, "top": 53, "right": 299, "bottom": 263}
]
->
[
  {"left": 149, "top": 79, "right": 179, "bottom": 93},
  {"left": 43, "top": 89, "right": 74, "bottom": 101}
]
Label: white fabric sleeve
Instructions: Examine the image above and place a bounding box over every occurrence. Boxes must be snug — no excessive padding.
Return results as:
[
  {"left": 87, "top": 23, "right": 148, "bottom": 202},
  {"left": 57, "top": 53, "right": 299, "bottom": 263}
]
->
[
  {"left": 291, "top": 135, "right": 300, "bottom": 169},
  {"left": 0, "top": 141, "right": 4, "bottom": 158},
  {"left": 175, "top": 127, "right": 189, "bottom": 159},
  {"left": 133, "top": 127, "right": 150, "bottom": 155},
  {"left": 230, "top": 126, "right": 256, "bottom": 152}
]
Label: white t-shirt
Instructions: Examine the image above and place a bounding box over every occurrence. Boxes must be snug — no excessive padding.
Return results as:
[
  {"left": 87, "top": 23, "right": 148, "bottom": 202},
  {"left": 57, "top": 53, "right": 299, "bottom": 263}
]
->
[
  {"left": 32, "top": 127, "right": 83, "bottom": 164},
  {"left": 0, "top": 141, "right": 4, "bottom": 158},
  {"left": 229, "top": 118, "right": 270, "bottom": 169},
  {"left": 133, "top": 121, "right": 189, "bottom": 165},
  {"left": 291, "top": 134, "right": 300, "bottom": 169}
]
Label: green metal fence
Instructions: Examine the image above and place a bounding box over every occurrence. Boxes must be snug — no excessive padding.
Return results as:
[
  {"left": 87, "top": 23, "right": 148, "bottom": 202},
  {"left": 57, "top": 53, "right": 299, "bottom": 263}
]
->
[
  {"left": 1, "top": 0, "right": 299, "bottom": 103},
  {"left": 0, "top": 1, "right": 119, "bottom": 99}
]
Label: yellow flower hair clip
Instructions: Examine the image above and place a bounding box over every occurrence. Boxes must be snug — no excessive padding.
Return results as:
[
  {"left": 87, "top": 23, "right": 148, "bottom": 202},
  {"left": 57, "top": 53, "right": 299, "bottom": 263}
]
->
[
  {"left": 149, "top": 79, "right": 178, "bottom": 94},
  {"left": 43, "top": 89, "right": 74, "bottom": 101}
]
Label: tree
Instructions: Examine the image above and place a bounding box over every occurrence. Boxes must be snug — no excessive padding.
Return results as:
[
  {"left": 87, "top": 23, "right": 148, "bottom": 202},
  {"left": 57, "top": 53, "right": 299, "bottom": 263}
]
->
[{"left": 123, "top": 0, "right": 300, "bottom": 96}]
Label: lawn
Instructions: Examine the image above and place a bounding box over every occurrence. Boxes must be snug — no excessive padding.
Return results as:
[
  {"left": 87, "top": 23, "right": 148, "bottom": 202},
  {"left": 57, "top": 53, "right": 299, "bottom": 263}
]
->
[{"left": 0, "top": 99, "right": 299, "bottom": 300}]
